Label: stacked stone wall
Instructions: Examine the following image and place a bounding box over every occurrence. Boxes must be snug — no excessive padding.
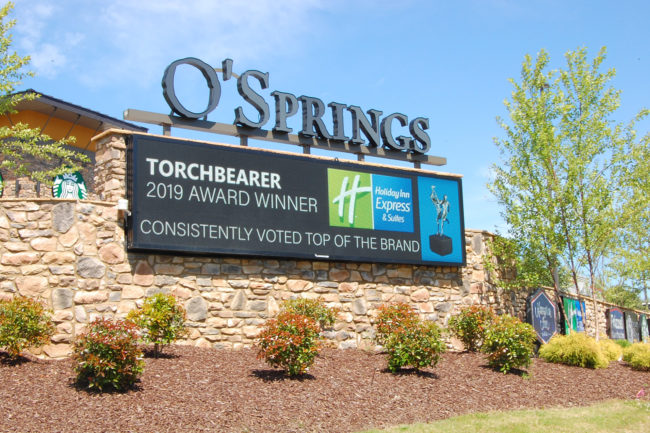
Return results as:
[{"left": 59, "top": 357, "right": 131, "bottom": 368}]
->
[
  {"left": 0, "top": 195, "right": 513, "bottom": 358},
  {"left": 1, "top": 131, "right": 643, "bottom": 359}
]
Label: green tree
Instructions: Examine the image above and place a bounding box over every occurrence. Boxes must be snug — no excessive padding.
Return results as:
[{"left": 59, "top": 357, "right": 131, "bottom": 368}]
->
[
  {"left": 0, "top": 2, "right": 88, "bottom": 185},
  {"left": 489, "top": 47, "right": 649, "bottom": 337}
]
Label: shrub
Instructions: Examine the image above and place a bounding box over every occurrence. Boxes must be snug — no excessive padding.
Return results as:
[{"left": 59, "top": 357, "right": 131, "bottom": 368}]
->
[
  {"left": 375, "top": 302, "right": 419, "bottom": 346},
  {"left": 599, "top": 338, "right": 623, "bottom": 362},
  {"left": 282, "top": 298, "right": 339, "bottom": 330},
  {"left": 73, "top": 318, "right": 144, "bottom": 391},
  {"left": 448, "top": 306, "right": 495, "bottom": 352},
  {"left": 383, "top": 320, "right": 446, "bottom": 372},
  {"left": 256, "top": 311, "right": 321, "bottom": 376},
  {"left": 0, "top": 296, "right": 54, "bottom": 358},
  {"left": 623, "top": 343, "right": 650, "bottom": 371},
  {"left": 538, "top": 333, "right": 609, "bottom": 369},
  {"left": 615, "top": 339, "right": 631, "bottom": 349},
  {"left": 374, "top": 302, "right": 445, "bottom": 372},
  {"left": 127, "top": 293, "right": 187, "bottom": 356},
  {"left": 482, "top": 314, "right": 536, "bottom": 373}
]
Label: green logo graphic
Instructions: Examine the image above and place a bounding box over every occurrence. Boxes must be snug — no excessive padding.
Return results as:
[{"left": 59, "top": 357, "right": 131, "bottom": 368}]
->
[
  {"left": 52, "top": 172, "right": 87, "bottom": 199},
  {"left": 328, "top": 169, "right": 372, "bottom": 228}
]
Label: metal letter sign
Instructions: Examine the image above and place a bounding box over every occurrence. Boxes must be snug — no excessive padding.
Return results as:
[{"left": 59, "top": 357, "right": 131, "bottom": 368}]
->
[
  {"left": 126, "top": 135, "right": 466, "bottom": 266},
  {"left": 529, "top": 289, "right": 558, "bottom": 344},
  {"left": 162, "top": 58, "right": 221, "bottom": 119},
  {"left": 608, "top": 308, "right": 626, "bottom": 340}
]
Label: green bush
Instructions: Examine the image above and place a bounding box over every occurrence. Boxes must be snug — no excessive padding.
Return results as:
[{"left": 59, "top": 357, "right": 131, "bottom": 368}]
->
[
  {"left": 256, "top": 311, "right": 321, "bottom": 376},
  {"left": 375, "top": 302, "right": 445, "bottom": 372},
  {"left": 383, "top": 320, "right": 446, "bottom": 373},
  {"left": 482, "top": 314, "right": 536, "bottom": 373},
  {"left": 282, "top": 298, "right": 339, "bottom": 330},
  {"left": 73, "top": 318, "right": 144, "bottom": 391},
  {"left": 538, "top": 333, "right": 609, "bottom": 369},
  {"left": 615, "top": 339, "right": 631, "bottom": 349},
  {"left": 623, "top": 343, "right": 650, "bottom": 371},
  {"left": 127, "top": 293, "right": 187, "bottom": 356},
  {"left": 0, "top": 296, "right": 54, "bottom": 358},
  {"left": 448, "top": 306, "right": 495, "bottom": 352},
  {"left": 599, "top": 338, "right": 623, "bottom": 362},
  {"left": 374, "top": 302, "right": 419, "bottom": 346}
]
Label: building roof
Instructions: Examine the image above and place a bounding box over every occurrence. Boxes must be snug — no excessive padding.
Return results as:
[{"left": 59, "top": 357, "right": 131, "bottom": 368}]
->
[
  {"left": 0, "top": 89, "right": 147, "bottom": 152},
  {"left": 11, "top": 89, "right": 148, "bottom": 133}
]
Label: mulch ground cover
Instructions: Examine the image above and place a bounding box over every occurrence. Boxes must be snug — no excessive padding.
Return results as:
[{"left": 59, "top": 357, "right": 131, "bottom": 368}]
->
[{"left": 1, "top": 346, "right": 648, "bottom": 433}]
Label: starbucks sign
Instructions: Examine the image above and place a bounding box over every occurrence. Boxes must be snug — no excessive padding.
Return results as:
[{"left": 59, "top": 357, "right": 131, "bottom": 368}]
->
[{"left": 52, "top": 172, "right": 87, "bottom": 200}]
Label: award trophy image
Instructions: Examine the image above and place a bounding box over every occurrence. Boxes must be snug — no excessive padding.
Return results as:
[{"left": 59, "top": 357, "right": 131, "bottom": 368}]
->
[{"left": 429, "top": 185, "right": 452, "bottom": 256}]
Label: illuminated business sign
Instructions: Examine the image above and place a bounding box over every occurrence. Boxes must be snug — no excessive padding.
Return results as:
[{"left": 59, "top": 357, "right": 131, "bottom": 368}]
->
[{"left": 126, "top": 134, "right": 465, "bottom": 266}]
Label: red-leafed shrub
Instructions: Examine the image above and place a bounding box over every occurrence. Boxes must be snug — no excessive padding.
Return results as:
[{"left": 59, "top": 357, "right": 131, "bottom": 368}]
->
[
  {"left": 375, "top": 302, "right": 419, "bottom": 346},
  {"left": 72, "top": 318, "right": 144, "bottom": 391},
  {"left": 0, "top": 296, "right": 54, "bottom": 359},
  {"left": 375, "top": 302, "right": 445, "bottom": 372},
  {"left": 256, "top": 311, "right": 321, "bottom": 376},
  {"left": 448, "top": 306, "right": 496, "bottom": 352}
]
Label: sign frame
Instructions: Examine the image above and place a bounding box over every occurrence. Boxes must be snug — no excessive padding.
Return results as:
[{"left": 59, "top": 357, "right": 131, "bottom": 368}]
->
[
  {"left": 607, "top": 308, "right": 626, "bottom": 340},
  {"left": 125, "top": 133, "right": 466, "bottom": 267},
  {"left": 528, "top": 288, "right": 559, "bottom": 344}
]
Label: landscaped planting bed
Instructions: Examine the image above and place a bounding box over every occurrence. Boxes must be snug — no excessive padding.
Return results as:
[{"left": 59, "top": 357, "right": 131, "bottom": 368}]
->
[{"left": 1, "top": 346, "right": 648, "bottom": 433}]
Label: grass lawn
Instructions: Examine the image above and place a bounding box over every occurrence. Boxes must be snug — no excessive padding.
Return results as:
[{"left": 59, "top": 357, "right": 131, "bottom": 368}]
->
[{"left": 358, "top": 399, "right": 650, "bottom": 433}]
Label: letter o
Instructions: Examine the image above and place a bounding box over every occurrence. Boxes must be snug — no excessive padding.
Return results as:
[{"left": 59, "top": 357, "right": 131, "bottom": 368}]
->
[{"left": 162, "top": 57, "right": 221, "bottom": 119}]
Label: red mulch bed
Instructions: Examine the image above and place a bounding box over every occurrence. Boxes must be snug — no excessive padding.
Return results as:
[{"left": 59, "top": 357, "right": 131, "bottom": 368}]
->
[{"left": 1, "top": 346, "right": 648, "bottom": 433}]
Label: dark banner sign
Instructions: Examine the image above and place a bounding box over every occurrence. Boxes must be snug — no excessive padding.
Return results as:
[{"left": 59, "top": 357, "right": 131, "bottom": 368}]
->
[
  {"left": 640, "top": 314, "right": 649, "bottom": 343},
  {"left": 608, "top": 308, "right": 626, "bottom": 340},
  {"left": 126, "top": 135, "right": 465, "bottom": 266},
  {"left": 528, "top": 289, "right": 558, "bottom": 344},
  {"left": 625, "top": 311, "right": 640, "bottom": 343}
]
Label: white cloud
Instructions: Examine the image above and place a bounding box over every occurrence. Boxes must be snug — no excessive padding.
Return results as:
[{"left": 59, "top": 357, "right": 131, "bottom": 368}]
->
[
  {"left": 11, "top": 0, "right": 334, "bottom": 88},
  {"left": 27, "top": 43, "right": 66, "bottom": 78}
]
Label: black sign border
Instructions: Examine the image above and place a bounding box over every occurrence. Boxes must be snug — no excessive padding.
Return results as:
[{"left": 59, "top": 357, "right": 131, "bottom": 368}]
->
[
  {"left": 528, "top": 288, "right": 559, "bottom": 344},
  {"left": 125, "top": 133, "right": 466, "bottom": 267}
]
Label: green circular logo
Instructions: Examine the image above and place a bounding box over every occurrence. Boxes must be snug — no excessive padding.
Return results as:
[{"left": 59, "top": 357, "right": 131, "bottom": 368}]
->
[{"left": 52, "top": 171, "right": 87, "bottom": 199}]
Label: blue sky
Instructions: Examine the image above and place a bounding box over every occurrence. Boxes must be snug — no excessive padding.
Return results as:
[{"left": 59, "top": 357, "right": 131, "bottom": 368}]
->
[{"left": 11, "top": 0, "right": 650, "bottom": 232}]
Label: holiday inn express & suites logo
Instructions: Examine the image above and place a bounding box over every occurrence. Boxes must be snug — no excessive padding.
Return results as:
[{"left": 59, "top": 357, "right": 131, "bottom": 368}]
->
[{"left": 327, "top": 168, "right": 414, "bottom": 233}]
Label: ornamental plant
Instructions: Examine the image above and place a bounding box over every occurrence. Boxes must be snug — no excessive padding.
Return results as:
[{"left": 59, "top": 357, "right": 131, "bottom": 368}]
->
[
  {"left": 599, "top": 338, "right": 624, "bottom": 362},
  {"left": 375, "top": 302, "right": 445, "bottom": 372},
  {"left": 448, "top": 306, "right": 495, "bottom": 352},
  {"left": 538, "top": 332, "right": 609, "bottom": 369},
  {"left": 73, "top": 318, "right": 144, "bottom": 391},
  {"left": 281, "top": 298, "right": 339, "bottom": 330},
  {"left": 383, "top": 319, "right": 446, "bottom": 373},
  {"left": 482, "top": 314, "right": 536, "bottom": 373},
  {"left": 127, "top": 293, "right": 187, "bottom": 356},
  {"left": 0, "top": 296, "right": 54, "bottom": 359},
  {"left": 374, "top": 302, "right": 419, "bottom": 346},
  {"left": 256, "top": 311, "right": 321, "bottom": 376},
  {"left": 623, "top": 343, "right": 650, "bottom": 371}
]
